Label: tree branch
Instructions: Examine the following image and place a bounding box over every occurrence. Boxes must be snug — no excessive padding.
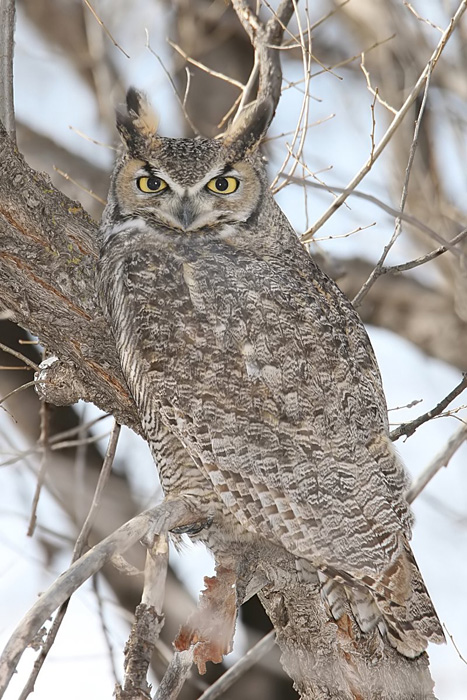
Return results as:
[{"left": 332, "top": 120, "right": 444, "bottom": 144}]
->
[
  {"left": 0, "top": 499, "right": 196, "bottom": 697},
  {"left": 302, "top": 0, "right": 467, "bottom": 241},
  {"left": 390, "top": 373, "right": 467, "bottom": 441},
  {"left": 0, "top": 0, "right": 16, "bottom": 139},
  {"left": 0, "top": 122, "right": 137, "bottom": 429},
  {"left": 407, "top": 424, "right": 467, "bottom": 503},
  {"left": 231, "top": 0, "right": 295, "bottom": 119}
]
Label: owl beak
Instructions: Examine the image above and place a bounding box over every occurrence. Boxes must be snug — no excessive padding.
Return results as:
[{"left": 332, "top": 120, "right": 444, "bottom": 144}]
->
[{"left": 176, "top": 196, "right": 196, "bottom": 231}]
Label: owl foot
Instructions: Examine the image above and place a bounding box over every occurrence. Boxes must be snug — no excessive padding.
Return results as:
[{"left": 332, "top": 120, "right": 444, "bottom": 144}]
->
[
  {"left": 174, "top": 564, "right": 237, "bottom": 674},
  {"left": 170, "top": 516, "right": 213, "bottom": 536}
]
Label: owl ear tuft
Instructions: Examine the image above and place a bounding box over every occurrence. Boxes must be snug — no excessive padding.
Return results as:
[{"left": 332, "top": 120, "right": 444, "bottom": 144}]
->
[
  {"left": 116, "top": 88, "right": 159, "bottom": 148},
  {"left": 223, "top": 99, "right": 273, "bottom": 157}
]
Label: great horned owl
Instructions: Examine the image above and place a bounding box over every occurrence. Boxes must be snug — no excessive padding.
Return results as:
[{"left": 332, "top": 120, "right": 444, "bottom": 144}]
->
[{"left": 98, "top": 88, "right": 444, "bottom": 658}]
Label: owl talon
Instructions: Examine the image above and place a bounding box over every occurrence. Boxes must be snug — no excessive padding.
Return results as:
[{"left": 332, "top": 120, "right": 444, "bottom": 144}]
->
[{"left": 170, "top": 515, "right": 213, "bottom": 536}]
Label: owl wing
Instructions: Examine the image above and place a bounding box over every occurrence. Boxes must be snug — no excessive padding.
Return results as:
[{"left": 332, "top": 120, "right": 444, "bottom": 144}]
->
[
  {"left": 167, "top": 247, "right": 408, "bottom": 578},
  {"left": 166, "top": 244, "right": 444, "bottom": 656},
  {"left": 108, "top": 237, "right": 408, "bottom": 576}
]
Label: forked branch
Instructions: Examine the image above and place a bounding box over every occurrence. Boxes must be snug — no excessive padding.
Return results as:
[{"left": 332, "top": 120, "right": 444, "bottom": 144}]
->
[{"left": 231, "top": 0, "right": 295, "bottom": 121}]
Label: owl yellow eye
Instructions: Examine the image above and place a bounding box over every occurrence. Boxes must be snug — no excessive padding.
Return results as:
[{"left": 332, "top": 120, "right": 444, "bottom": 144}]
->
[
  {"left": 137, "top": 176, "right": 167, "bottom": 193},
  {"left": 206, "top": 176, "right": 239, "bottom": 195}
]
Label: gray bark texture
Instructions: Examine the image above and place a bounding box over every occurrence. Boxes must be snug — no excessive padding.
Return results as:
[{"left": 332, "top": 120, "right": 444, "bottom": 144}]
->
[
  {"left": 0, "top": 122, "right": 439, "bottom": 698},
  {"left": 0, "top": 122, "right": 137, "bottom": 428}
]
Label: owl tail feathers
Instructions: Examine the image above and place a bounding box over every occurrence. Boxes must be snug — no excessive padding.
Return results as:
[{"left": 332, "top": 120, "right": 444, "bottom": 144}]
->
[
  {"left": 369, "top": 545, "right": 445, "bottom": 658},
  {"left": 313, "top": 546, "right": 445, "bottom": 658}
]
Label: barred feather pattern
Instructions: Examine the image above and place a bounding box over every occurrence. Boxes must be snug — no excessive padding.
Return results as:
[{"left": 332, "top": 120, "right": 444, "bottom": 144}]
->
[{"left": 98, "top": 124, "right": 444, "bottom": 657}]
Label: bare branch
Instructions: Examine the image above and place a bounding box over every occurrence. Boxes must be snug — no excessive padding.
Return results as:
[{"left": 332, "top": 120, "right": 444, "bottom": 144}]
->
[
  {"left": 116, "top": 535, "right": 169, "bottom": 699},
  {"left": 18, "top": 421, "right": 121, "bottom": 697},
  {"left": 443, "top": 624, "right": 467, "bottom": 666},
  {"left": 146, "top": 32, "right": 200, "bottom": 136},
  {"left": 197, "top": 631, "right": 276, "bottom": 700},
  {"left": 0, "top": 341, "right": 40, "bottom": 371},
  {"left": 353, "top": 64, "right": 433, "bottom": 308},
  {"left": 0, "top": 0, "right": 16, "bottom": 139},
  {"left": 27, "top": 400, "right": 51, "bottom": 536},
  {"left": 82, "top": 0, "right": 130, "bottom": 59},
  {"left": 0, "top": 379, "right": 38, "bottom": 405},
  {"left": 361, "top": 53, "right": 397, "bottom": 115},
  {"left": 73, "top": 421, "right": 121, "bottom": 557},
  {"left": 380, "top": 228, "right": 467, "bottom": 275},
  {"left": 53, "top": 167, "right": 107, "bottom": 206},
  {"left": 154, "top": 649, "right": 194, "bottom": 700},
  {"left": 403, "top": 2, "right": 443, "bottom": 33},
  {"left": 390, "top": 373, "right": 467, "bottom": 442},
  {"left": 231, "top": 0, "right": 294, "bottom": 117},
  {"left": 407, "top": 425, "right": 467, "bottom": 503},
  {"left": 282, "top": 176, "right": 462, "bottom": 252},
  {"left": 302, "top": 0, "right": 467, "bottom": 241},
  {"left": 0, "top": 499, "right": 196, "bottom": 696},
  {"left": 168, "top": 39, "right": 244, "bottom": 90}
]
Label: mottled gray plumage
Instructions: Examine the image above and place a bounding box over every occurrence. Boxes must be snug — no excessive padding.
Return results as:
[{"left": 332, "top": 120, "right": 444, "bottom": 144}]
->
[{"left": 98, "top": 89, "right": 444, "bottom": 657}]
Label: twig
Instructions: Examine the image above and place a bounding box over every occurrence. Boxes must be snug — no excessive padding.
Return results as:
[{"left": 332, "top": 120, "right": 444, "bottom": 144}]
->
[
  {"left": 0, "top": 423, "right": 112, "bottom": 468},
  {"left": 264, "top": 114, "right": 335, "bottom": 142},
  {"left": 0, "top": 341, "right": 40, "bottom": 372},
  {"left": 302, "top": 34, "right": 397, "bottom": 83},
  {"left": 0, "top": 0, "right": 16, "bottom": 139},
  {"left": 53, "top": 167, "right": 107, "bottom": 206},
  {"left": 46, "top": 412, "right": 110, "bottom": 444},
  {"left": 168, "top": 39, "right": 244, "bottom": 90},
  {"left": 388, "top": 398, "right": 423, "bottom": 412},
  {"left": 82, "top": 0, "right": 130, "bottom": 58},
  {"left": 407, "top": 425, "right": 467, "bottom": 503},
  {"left": 390, "top": 373, "right": 467, "bottom": 442},
  {"left": 93, "top": 576, "right": 119, "bottom": 684},
  {"left": 17, "top": 608, "right": 67, "bottom": 700},
  {"left": 52, "top": 431, "right": 112, "bottom": 451},
  {"left": 443, "top": 623, "right": 467, "bottom": 665},
  {"left": 403, "top": 2, "right": 443, "bottom": 33},
  {"left": 271, "top": 1, "right": 313, "bottom": 192},
  {"left": 0, "top": 499, "right": 195, "bottom": 696},
  {"left": 68, "top": 125, "right": 116, "bottom": 150},
  {"left": 27, "top": 401, "right": 51, "bottom": 537},
  {"left": 369, "top": 87, "right": 378, "bottom": 163},
  {"left": 302, "top": 0, "right": 467, "bottom": 241},
  {"left": 312, "top": 221, "right": 376, "bottom": 242},
  {"left": 378, "top": 228, "right": 467, "bottom": 275},
  {"left": 352, "top": 65, "right": 433, "bottom": 308},
  {"left": 0, "top": 380, "right": 38, "bottom": 405},
  {"left": 284, "top": 175, "right": 461, "bottom": 252},
  {"left": 73, "top": 421, "right": 121, "bottom": 556},
  {"left": 0, "top": 365, "right": 33, "bottom": 370},
  {"left": 197, "top": 631, "right": 276, "bottom": 700},
  {"left": 183, "top": 67, "right": 191, "bottom": 110},
  {"left": 308, "top": 0, "right": 350, "bottom": 33},
  {"left": 17, "top": 422, "right": 121, "bottom": 697},
  {"left": 146, "top": 32, "right": 199, "bottom": 136},
  {"left": 361, "top": 54, "right": 397, "bottom": 115},
  {"left": 0, "top": 430, "right": 113, "bottom": 468}
]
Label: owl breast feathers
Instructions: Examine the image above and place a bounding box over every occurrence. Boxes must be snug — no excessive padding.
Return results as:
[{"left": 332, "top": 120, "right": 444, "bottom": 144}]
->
[{"left": 98, "top": 88, "right": 444, "bottom": 658}]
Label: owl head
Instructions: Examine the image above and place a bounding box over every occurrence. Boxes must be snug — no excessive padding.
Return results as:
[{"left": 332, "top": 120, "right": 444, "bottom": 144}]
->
[{"left": 102, "top": 89, "right": 273, "bottom": 237}]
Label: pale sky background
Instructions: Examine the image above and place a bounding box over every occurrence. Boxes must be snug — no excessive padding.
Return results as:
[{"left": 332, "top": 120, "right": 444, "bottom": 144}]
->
[{"left": 1, "top": 1, "right": 466, "bottom": 698}]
